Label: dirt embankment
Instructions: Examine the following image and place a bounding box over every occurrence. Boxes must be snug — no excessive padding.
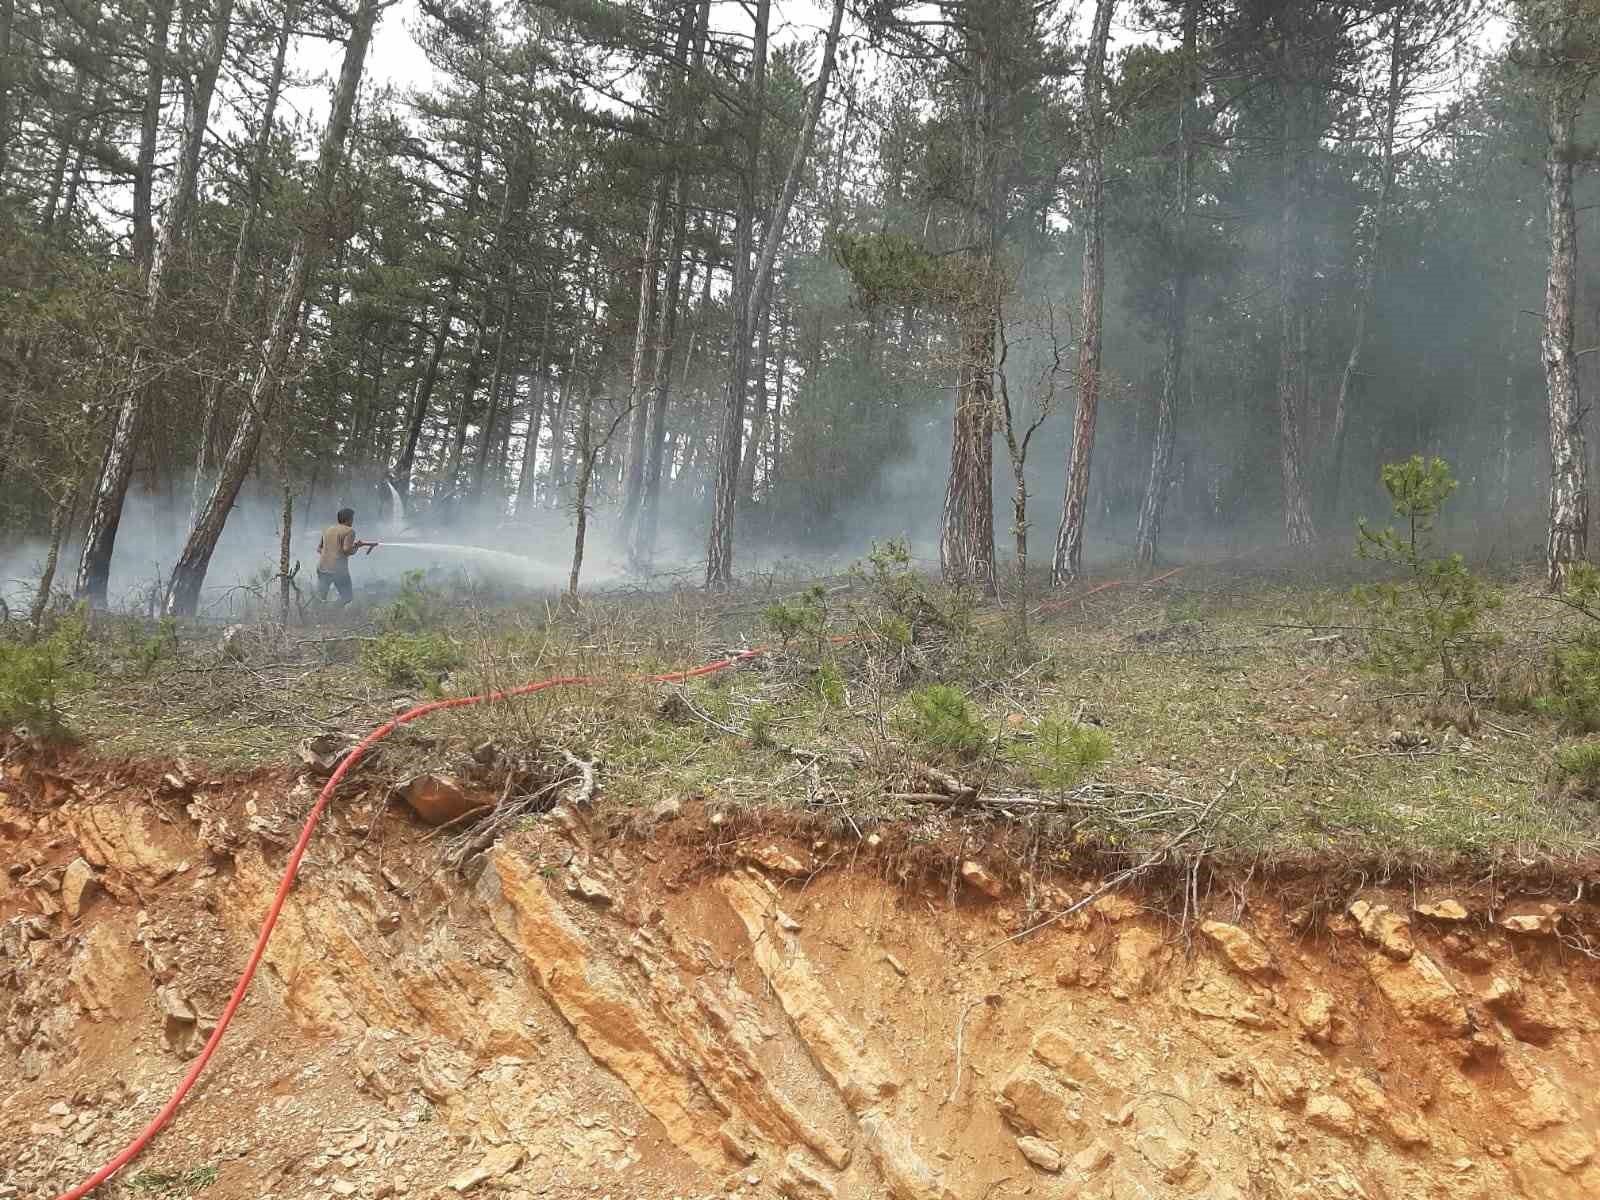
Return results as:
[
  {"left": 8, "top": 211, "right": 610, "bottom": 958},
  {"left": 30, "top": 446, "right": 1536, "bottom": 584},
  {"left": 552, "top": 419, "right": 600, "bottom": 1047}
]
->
[{"left": 5, "top": 748, "right": 1600, "bottom": 1200}]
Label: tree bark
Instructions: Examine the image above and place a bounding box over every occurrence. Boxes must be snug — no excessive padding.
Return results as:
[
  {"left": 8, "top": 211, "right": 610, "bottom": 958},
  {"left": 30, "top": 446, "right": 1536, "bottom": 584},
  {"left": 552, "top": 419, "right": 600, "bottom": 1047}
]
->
[
  {"left": 0, "top": 0, "right": 14, "bottom": 193},
  {"left": 620, "top": 175, "right": 667, "bottom": 530},
  {"left": 278, "top": 479, "right": 293, "bottom": 624},
  {"left": 1544, "top": 63, "right": 1588, "bottom": 587},
  {"left": 29, "top": 492, "right": 75, "bottom": 639},
  {"left": 1052, "top": 0, "right": 1116, "bottom": 586},
  {"left": 516, "top": 286, "right": 555, "bottom": 513},
  {"left": 163, "top": 0, "right": 382, "bottom": 616},
  {"left": 1134, "top": 0, "right": 1196, "bottom": 573},
  {"left": 707, "top": 0, "right": 843, "bottom": 586},
  {"left": 567, "top": 376, "right": 595, "bottom": 602},
  {"left": 1276, "top": 34, "right": 1317, "bottom": 548},
  {"left": 739, "top": 286, "right": 772, "bottom": 503},
  {"left": 146, "top": 0, "right": 235, "bottom": 306},
  {"left": 1326, "top": 2, "right": 1403, "bottom": 528},
  {"left": 189, "top": 0, "right": 294, "bottom": 523},
  {"left": 133, "top": 0, "right": 174, "bottom": 281},
  {"left": 705, "top": 0, "right": 772, "bottom": 588}
]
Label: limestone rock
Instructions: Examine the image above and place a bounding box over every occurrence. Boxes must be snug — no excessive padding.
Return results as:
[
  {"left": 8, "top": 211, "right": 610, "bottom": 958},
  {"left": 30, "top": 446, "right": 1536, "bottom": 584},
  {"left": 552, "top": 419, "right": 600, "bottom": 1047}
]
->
[
  {"left": 859, "top": 1110, "right": 956, "bottom": 1200},
  {"left": 1200, "top": 920, "right": 1276, "bottom": 978},
  {"left": 1016, "top": 1136, "right": 1062, "bottom": 1173},
  {"left": 1072, "top": 1140, "right": 1114, "bottom": 1175},
  {"left": 998, "top": 1064, "right": 1085, "bottom": 1141},
  {"left": 1296, "top": 989, "right": 1335, "bottom": 1042},
  {"left": 1414, "top": 899, "right": 1469, "bottom": 922},
  {"left": 68, "top": 923, "right": 143, "bottom": 1017},
  {"left": 566, "top": 874, "right": 613, "bottom": 905},
  {"left": 1349, "top": 900, "right": 1415, "bottom": 960},
  {"left": 745, "top": 843, "right": 812, "bottom": 878},
  {"left": 650, "top": 797, "right": 682, "bottom": 822},
  {"left": 402, "top": 774, "right": 486, "bottom": 826},
  {"left": 776, "top": 1150, "right": 838, "bottom": 1200},
  {"left": 719, "top": 1120, "right": 758, "bottom": 1165},
  {"left": 60, "top": 858, "right": 96, "bottom": 920},
  {"left": 1499, "top": 904, "right": 1562, "bottom": 936},
  {"left": 1484, "top": 976, "right": 1564, "bottom": 1045},
  {"left": 1305, "top": 1093, "right": 1358, "bottom": 1138},
  {"left": 297, "top": 732, "right": 357, "bottom": 775},
  {"left": 1536, "top": 1129, "right": 1597, "bottom": 1174},
  {"left": 1365, "top": 950, "right": 1470, "bottom": 1036},
  {"left": 447, "top": 1143, "right": 525, "bottom": 1192},
  {"left": 1111, "top": 925, "right": 1166, "bottom": 998},
  {"left": 960, "top": 860, "right": 1004, "bottom": 899},
  {"left": 1030, "top": 1028, "right": 1107, "bottom": 1089}
]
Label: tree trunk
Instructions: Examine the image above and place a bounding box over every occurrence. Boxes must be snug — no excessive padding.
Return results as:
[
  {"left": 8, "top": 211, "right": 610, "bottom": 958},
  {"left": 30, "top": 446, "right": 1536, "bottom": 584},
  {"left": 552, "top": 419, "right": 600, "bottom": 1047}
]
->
[
  {"left": 1134, "top": 0, "right": 1196, "bottom": 573},
  {"left": 1326, "top": 2, "right": 1403, "bottom": 529},
  {"left": 0, "top": 0, "right": 14, "bottom": 192},
  {"left": 278, "top": 479, "right": 293, "bottom": 624},
  {"left": 473, "top": 271, "right": 517, "bottom": 495},
  {"left": 163, "top": 0, "right": 381, "bottom": 616},
  {"left": 29, "top": 492, "right": 75, "bottom": 639},
  {"left": 620, "top": 177, "right": 666, "bottom": 530},
  {"left": 190, "top": 0, "right": 294, "bottom": 523},
  {"left": 146, "top": 0, "right": 235, "bottom": 306},
  {"left": 1052, "top": 0, "right": 1116, "bottom": 587},
  {"left": 133, "top": 0, "right": 174, "bottom": 281},
  {"left": 940, "top": 15, "right": 1002, "bottom": 595},
  {"left": 740, "top": 286, "right": 772, "bottom": 503},
  {"left": 567, "top": 376, "right": 595, "bottom": 602},
  {"left": 707, "top": 0, "right": 843, "bottom": 587},
  {"left": 1545, "top": 70, "right": 1588, "bottom": 587},
  {"left": 706, "top": 0, "right": 771, "bottom": 588},
  {"left": 517, "top": 286, "right": 555, "bottom": 513},
  {"left": 395, "top": 87, "right": 489, "bottom": 498},
  {"left": 1276, "top": 40, "right": 1317, "bottom": 548}
]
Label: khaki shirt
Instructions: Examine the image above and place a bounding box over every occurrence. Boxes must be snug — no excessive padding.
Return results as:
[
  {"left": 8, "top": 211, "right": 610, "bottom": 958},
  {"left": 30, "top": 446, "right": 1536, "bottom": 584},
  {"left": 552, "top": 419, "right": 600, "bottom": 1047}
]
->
[{"left": 318, "top": 523, "right": 356, "bottom": 573}]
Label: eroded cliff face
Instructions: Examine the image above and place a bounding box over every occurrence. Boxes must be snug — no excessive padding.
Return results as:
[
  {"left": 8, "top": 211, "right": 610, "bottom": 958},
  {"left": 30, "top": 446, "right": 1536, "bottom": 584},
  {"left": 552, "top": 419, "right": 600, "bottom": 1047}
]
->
[{"left": 5, "top": 756, "right": 1600, "bottom": 1200}]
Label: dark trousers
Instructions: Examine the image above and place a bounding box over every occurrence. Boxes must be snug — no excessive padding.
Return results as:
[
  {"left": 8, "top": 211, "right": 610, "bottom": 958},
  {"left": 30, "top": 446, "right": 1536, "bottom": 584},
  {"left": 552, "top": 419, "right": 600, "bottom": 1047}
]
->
[{"left": 315, "top": 568, "right": 353, "bottom": 605}]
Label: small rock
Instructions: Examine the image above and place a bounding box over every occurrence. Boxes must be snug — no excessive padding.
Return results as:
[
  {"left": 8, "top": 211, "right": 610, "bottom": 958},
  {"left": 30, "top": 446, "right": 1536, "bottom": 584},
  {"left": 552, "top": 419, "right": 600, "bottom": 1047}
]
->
[
  {"left": 864, "top": 833, "right": 882, "bottom": 850},
  {"left": 1305, "top": 1093, "right": 1358, "bottom": 1138},
  {"left": 49, "top": 1102, "right": 71, "bottom": 1119},
  {"left": 650, "top": 798, "right": 682, "bottom": 822},
  {"left": 1483, "top": 976, "right": 1565, "bottom": 1044},
  {"left": 402, "top": 774, "right": 485, "bottom": 827},
  {"left": 447, "top": 1144, "right": 526, "bottom": 1193},
  {"left": 1199, "top": 920, "right": 1275, "bottom": 978},
  {"left": 1297, "top": 989, "right": 1335, "bottom": 1042},
  {"left": 1499, "top": 905, "right": 1562, "bottom": 936},
  {"left": 61, "top": 858, "right": 97, "bottom": 919},
  {"left": 776, "top": 910, "right": 802, "bottom": 933},
  {"left": 960, "top": 860, "right": 1004, "bottom": 899},
  {"left": 1349, "top": 900, "right": 1414, "bottom": 960},
  {"left": 745, "top": 843, "right": 811, "bottom": 877},
  {"left": 1072, "top": 1140, "right": 1114, "bottom": 1174},
  {"left": 1415, "top": 899, "right": 1469, "bottom": 922},
  {"left": 567, "top": 875, "right": 614, "bottom": 905},
  {"left": 331, "top": 1183, "right": 358, "bottom": 1197},
  {"left": 719, "top": 1120, "right": 758, "bottom": 1165},
  {"left": 1015, "top": 1136, "right": 1062, "bottom": 1173},
  {"left": 882, "top": 954, "right": 908, "bottom": 977},
  {"left": 298, "top": 732, "right": 357, "bottom": 774}
]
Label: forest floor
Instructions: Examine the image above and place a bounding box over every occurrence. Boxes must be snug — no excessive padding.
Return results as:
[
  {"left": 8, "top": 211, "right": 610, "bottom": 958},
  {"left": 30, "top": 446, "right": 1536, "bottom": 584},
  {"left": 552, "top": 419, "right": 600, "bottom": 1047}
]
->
[{"left": 46, "top": 551, "right": 1594, "bottom": 874}]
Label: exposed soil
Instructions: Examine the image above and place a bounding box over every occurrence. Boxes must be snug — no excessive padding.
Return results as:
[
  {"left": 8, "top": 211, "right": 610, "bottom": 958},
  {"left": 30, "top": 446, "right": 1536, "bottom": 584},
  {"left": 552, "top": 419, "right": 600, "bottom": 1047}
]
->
[{"left": 6, "top": 742, "right": 1600, "bottom": 1200}]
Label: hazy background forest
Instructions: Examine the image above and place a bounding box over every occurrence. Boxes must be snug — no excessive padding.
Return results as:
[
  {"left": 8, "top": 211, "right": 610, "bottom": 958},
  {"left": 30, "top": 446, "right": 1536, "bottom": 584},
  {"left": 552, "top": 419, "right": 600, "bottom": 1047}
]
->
[{"left": 0, "top": 0, "right": 1595, "bottom": 617}]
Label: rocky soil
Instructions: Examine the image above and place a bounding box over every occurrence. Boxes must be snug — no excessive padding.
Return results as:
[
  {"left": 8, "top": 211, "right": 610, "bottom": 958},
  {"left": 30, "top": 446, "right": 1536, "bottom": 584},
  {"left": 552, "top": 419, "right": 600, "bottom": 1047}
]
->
[{"left": 5, "top": 746, "right": 1600, "bottom": 1200}]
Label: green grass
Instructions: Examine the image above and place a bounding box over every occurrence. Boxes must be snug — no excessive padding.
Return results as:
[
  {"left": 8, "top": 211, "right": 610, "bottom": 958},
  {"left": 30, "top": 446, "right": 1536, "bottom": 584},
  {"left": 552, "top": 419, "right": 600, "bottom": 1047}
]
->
[
  {"left": 34, "top": 560, "right": 1600, "bottom": 871},
  {"left": 123, "top": 1165, "right": 219, "bottom": 1196}
]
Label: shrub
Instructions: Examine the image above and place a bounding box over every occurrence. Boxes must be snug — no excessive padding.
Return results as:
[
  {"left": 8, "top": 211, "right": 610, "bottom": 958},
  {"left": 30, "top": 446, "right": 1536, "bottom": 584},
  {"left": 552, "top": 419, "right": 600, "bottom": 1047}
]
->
[
  {"left": 1007, "top": 716, "right": 1113, "bottom": 793},
  {"left": 898, "top": 684, "right": 989, "bottom": 758},
  {"left": 762, "top": 586, "right": 828, "bottom": 653},
  {"left": 1353, "top": 456, "right": 1499, "bottom": 682},
  {"left": 1538, "top": 564, "right": 1600, "bottom": 730},
  {"left": 1553, "top": 740, "right": 1600, "bottom": 789},
  {"left": 0, "top": 611, "right": 87, "bottom": 731},
  {"left": 360, "top": 630, "right": 463, "bottom": 691},
  {"left": 382, "top": 570, "right": 450, "bottom": 633},
  {"left": 125, "top": 615, "right": 179, "bottom": 677}
]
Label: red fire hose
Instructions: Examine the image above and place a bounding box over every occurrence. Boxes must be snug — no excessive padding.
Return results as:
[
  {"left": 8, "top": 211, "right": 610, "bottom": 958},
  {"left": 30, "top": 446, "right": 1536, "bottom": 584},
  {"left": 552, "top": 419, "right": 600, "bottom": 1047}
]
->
[{"left": 54, "top": 566, "right": 1185, "bottom": 1197}]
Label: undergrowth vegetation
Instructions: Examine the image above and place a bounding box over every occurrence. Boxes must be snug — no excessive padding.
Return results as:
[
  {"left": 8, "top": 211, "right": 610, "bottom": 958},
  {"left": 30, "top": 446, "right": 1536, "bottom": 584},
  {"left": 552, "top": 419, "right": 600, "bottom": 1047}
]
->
[{"left": 13, "top": 514, "right": 1600, "bottom": 872}]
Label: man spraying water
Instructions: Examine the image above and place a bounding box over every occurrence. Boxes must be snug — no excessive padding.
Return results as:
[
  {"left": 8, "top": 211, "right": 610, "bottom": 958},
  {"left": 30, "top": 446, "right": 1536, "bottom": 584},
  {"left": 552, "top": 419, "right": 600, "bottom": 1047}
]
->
[{"left": 316, "top": 507, "right": 378, "bottom": 605}]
